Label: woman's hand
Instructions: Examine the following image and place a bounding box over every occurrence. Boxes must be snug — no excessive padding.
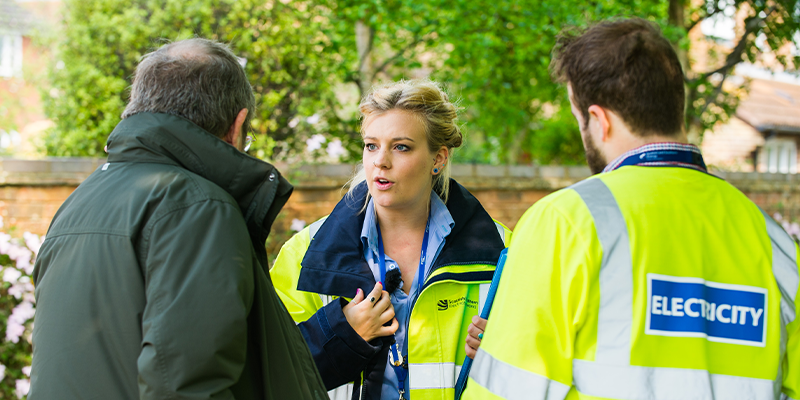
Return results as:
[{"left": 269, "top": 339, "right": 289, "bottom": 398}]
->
[
  {"left": 465, "top": 315, "right": 488, "bottom": 359},
  {"left": 342, "top": 282, "right": 399, "bottom": 342}
]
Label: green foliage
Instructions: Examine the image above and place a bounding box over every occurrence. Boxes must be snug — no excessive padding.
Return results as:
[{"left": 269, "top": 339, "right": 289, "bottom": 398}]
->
[
  {"left": 428, "top": 0, "right": 665, "bottom": 164},
  {"left": 45, "top": 0, "right": 342, "bottom": 159},
  {"left": 43, "top": 0, "right": 800, "bottom": 163}
]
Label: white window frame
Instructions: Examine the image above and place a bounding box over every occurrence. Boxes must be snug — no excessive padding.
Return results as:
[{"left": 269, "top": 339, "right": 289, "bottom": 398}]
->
[
  {"left": 0, "top": 34, "right": 23, "bottom": 78},
  {"left": 762, "top": 138, "right": 798, "bottom": 174}
]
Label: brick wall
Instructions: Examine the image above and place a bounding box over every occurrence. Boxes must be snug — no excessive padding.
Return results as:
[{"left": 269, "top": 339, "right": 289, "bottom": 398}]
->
[{"left": 2, "top": 159, "right": 799, "bottom": 243}]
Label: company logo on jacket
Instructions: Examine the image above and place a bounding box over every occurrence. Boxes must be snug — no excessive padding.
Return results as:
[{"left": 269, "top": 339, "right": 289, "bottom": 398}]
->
[
  {"left": 437, "top": 297, "right": 478, "bottom": 312},
  {"left": 646, "top": 274, "right": 767, "bottom": 346}
]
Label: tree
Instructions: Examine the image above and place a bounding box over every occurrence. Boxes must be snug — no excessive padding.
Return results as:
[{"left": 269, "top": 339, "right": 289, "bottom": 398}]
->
[
  {"left": 44, "top": 0, "right": 342, "bottom": 159},
  {"left": 43, "top": 0, "right": 799, "bottom": 164},
  {"left": 668, "top": 0, "right": 800, "bottom": 136}
]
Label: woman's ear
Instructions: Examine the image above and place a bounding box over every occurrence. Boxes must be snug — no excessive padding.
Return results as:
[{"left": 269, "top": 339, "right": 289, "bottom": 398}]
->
[{"left": 432, "top": 146, "right": 449, "bottom": 175}]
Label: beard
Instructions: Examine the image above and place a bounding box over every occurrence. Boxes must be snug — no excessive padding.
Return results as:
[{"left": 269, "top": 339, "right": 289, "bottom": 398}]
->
[{"left": 582, "top": 130, "right": 607, "bottom": 175}]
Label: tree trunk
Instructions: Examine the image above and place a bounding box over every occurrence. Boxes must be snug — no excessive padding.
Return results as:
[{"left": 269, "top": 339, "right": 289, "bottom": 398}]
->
[
  {"left": 668, "top": 0, "right": 698, "bottom": 138},
  {"left": 356, "top": 20, "right": 374, "bottom": 97},
  {"left": 668, "top": 0, "right": 688, "bottom": 71}
]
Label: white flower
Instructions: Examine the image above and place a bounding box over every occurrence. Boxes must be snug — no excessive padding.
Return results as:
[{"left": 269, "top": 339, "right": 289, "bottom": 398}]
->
[
  {"left": 0, "top": 364, "right": 6, "bottom": 380},
  {"left": 6, "top": 301, "right": 35, "bottom": 343},
  {"left": 290, "top": 219, "right": 306, "bottom": 232},
  {"left": 305, "top": 134, "right": 325, "bottom": 152},
  {"left": 306, "top": 114, "right": 321, "bottom": 125},
  {"left": 774, "top": 213, "right": 784, "bottom": 222},
  {"left": 18, "top": 258, "right": 33, "bottom": 275},
  {"left": 6, "top": 321, "right": 24, "bottom": 343},
  {"left": 288, "top": 117, "right": 300, "bottom": 128},
  {"left": 3, "top": 268, "right": 22, "bottom": 283},
  {"left": 326, "top": 139, "right": 347, "bottom": 160},
  {"left": 0, "top": 232, "right": 11, "bottom": 254},
  {"left": 8, "top": 281, "right": 34, "bottom": 300},
  {"left": 789, "top": 222, "right": 800, "bottom": 239},
  {"left": 1, "top": 239, "right": 34, "bottom": 275},
  {"left": 22, "top": 366, "right": 31, "bottom": 377},
  {"left": 13, "top": 301, "right": 35, "bottom": 321},
  {"left": 23, "top": 232, "right": 42, "bottom": 256},
  {"left": 15, "top": 378, "right": 30, "bottom": 399}
]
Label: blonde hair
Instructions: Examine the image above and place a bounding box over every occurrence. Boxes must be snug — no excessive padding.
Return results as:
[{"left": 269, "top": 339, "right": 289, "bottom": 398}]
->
[{"left": 347, "top": 79, "right": 463, "bottom": 206}]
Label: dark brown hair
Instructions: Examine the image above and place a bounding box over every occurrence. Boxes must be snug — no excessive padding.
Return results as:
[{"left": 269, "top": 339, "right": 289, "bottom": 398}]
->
[
  {"left": 551, "top": 18, "right": 685, "bottom": 137},
  {"left": 122, "top": 38, "right": 255, "bottom": 139}
]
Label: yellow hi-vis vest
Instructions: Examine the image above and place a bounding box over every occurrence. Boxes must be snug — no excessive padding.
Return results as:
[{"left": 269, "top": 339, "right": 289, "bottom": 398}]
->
[
  {"left": 464, "top": 166, "right": 800, "bottom": 400},
  {"left": 272, "top": 217, "right": 511, "bottom": 400}
]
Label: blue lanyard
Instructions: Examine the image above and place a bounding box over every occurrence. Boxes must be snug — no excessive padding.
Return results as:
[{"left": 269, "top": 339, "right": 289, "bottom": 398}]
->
[
  {"left": 375, "top": 214, "right": 430, "bottom": 400},
  {"left": 610, "top": 148, "right": 707, "bottom": 172}
]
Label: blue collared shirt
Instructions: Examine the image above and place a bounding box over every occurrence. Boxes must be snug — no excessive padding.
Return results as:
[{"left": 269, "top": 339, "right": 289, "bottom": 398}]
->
[
  {"left": 360, "top": 191, "right": 454, "bottom": 400},
  {"left": 602, "top": 142, "right": 706, "bottom": 173}
]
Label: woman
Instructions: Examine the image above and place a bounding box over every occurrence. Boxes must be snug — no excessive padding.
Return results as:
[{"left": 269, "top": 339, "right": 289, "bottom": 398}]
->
[{"left": 271, "top": 80, "right": 509, "bottom": 400}]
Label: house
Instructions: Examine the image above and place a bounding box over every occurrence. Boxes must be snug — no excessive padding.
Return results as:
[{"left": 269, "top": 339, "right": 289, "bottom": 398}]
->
[
  {"left": 0, "top": 0, "right": 29, "bottom": 78},
  {"left": 0, "top": 0, "right": 60, "bottom": 157},
  {"left": 739, "top": 78, "right": 800, "bottom": 173},
  {"left": 701, "top": 76, "right": 800, "bottom": 174}
]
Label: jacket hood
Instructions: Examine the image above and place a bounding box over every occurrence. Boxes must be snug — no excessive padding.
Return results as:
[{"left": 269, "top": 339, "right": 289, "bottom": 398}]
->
[
  {"left": 106, "top": 112, "right": 293, "bottom": 248},
  {"left": 298, "top": 180, "right": 504, "bottom": 298}
]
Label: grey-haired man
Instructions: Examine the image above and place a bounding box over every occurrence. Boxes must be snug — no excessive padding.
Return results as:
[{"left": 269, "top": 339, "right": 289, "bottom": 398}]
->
[{"left": 30, "top": 38, "right": 326, "bottom": 400}]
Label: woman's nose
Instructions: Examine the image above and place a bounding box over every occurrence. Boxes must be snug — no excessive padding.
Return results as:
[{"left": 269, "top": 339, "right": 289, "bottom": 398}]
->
[{"left": 373, "top": 150, "right": 390, "bottom": 169}]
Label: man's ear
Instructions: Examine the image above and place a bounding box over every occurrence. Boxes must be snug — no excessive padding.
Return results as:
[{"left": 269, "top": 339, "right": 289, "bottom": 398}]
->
[
  {"left": 224, "top": 108, "right": 249, "bottom": 149},
  {"left": 587, "top": 105, "right": 612, "bottom": 142}
]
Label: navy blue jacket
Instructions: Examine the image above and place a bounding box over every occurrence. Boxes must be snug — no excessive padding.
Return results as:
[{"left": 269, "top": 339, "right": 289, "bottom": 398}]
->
[{"left": 295, "top": 180, "right": 504, "bottom": 399}]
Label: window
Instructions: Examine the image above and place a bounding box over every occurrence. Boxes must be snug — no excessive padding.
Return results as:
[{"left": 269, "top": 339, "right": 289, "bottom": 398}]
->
[
  {"left": 762, "top": 138, "right": 798, "bottom": 174},
  {"left": 0, "top": 34, "right": 23, "bottom": 78}
]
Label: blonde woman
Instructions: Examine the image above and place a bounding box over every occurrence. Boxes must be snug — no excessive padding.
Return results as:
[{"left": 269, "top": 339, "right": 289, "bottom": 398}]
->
[{"left": 271, "top": 80, "right": 510, "bottom": 400}]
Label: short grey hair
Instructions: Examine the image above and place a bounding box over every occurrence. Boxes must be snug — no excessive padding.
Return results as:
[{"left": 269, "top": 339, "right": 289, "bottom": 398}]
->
[{"left": 122, "top": 38, "right": 255, "bottom": 139}]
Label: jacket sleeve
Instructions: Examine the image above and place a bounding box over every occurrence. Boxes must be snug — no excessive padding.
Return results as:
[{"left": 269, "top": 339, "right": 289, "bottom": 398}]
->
[
  {"left": 464, "top": 192, "right": 599, "bottom": 399},
  {"left": 784, "top": 243, "right": 800, "bottom": 400},
  {"left": 138, "top": 200, "right": 255, "bottom": 399},
  {"left": 270, "top": 229, "right": 384, "bottom": 390}
]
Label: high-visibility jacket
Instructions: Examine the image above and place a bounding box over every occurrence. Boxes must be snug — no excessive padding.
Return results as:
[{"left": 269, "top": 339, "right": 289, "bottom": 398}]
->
[
  {"left": 271, "top": 180, "right": 511, "bottom": 400},
  {"left": 464, "top": 165, "right": 800, "bottom": 400}
]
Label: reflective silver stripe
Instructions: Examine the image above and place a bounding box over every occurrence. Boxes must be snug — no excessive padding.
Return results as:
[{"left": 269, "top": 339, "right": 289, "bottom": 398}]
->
[
  {"left": 319, "top": 294, "right": 335, "bottom": 306},
  {"left": 571, "top": 178, "right": 632, "bottom": 365},
  {"left": 469, "top": 348, "right": 570, "bottom": 400},
  {"left": 761, "top": 209, "right": 799, "bottom": 324},
  {"left": 327, "top": 383, "right": 354, "bottom": 400},
  {"left": 409, "top": 362, "right": 459, "bottom": 389},
  {"left": 308, "top": 216, "right": 328, "bottom": 240},
  {"left": 494, "top": 221, "right": 507, "bottom": 245},
  {"left": 573, "top": 359, "right": 775, "bottom": 399},
  {"left": 761, "top": 209, "right": 799, "bottom": 398},
  {"left": 479, "top": 283, "right": 490, "bottom": 312}
]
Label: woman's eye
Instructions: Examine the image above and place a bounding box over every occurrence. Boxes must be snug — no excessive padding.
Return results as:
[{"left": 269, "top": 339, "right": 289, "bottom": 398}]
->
[
  {"left": 395, "top": 144, "right": 409, "bottom": 152},
  {"left": 365, "top": 143, "right": 377, "bottom": 151}
]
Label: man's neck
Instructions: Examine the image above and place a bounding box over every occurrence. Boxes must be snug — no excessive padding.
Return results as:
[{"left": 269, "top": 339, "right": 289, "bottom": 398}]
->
[{"left": 605, "top": 133, "right": 688, "bottom": 165}]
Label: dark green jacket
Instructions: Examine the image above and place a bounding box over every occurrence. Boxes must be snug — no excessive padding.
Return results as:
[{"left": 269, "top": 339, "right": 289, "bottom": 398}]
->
[{"left": 31, "top": 113, "right": 327, "bottom": 400}]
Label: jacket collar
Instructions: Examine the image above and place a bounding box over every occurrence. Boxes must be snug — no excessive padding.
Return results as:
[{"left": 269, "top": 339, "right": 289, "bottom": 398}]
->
[
  {"left": 298, "top": 179, "right": 504, "bottom": 298},
  {"left": 105, "top": 112, "right": 293, "bottom": 255}
]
